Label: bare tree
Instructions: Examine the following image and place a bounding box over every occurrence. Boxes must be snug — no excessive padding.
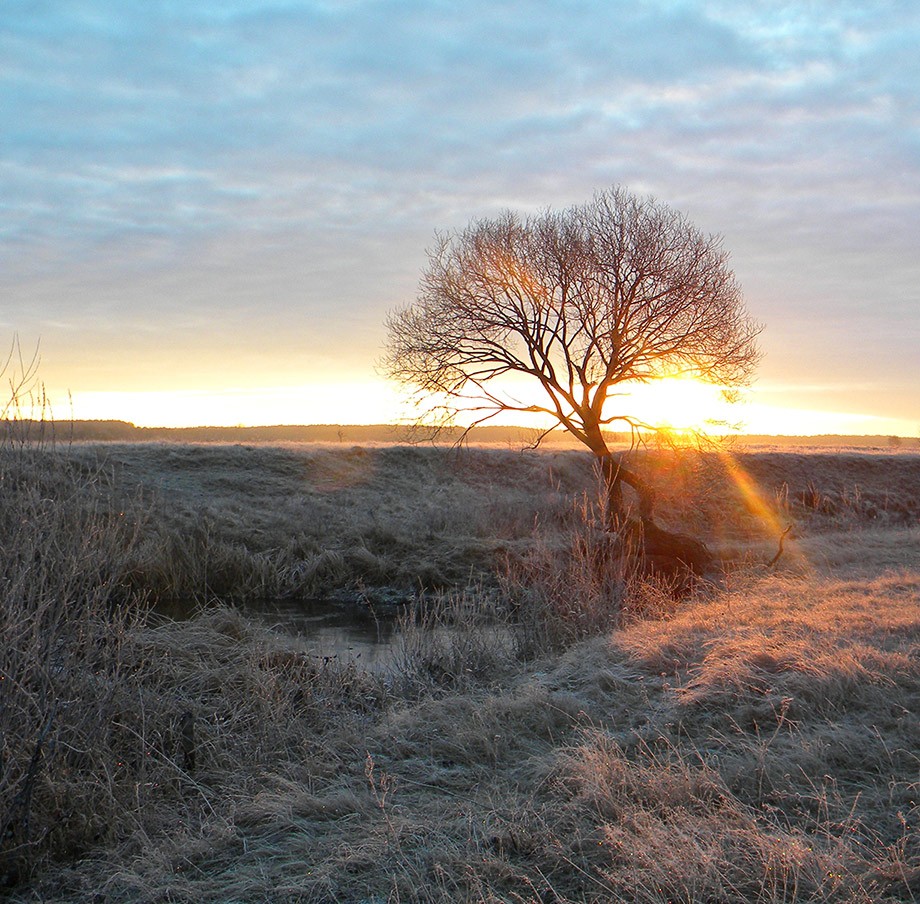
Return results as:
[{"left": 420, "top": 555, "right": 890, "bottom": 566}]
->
[{"left": 384, "top": 187, "right": 761, "bottom": 567}]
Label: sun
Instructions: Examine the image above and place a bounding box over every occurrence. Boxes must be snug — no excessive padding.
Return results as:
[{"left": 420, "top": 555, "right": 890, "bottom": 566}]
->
[{"left": 620, "top": 376, "right": 742, "bottom": 435}]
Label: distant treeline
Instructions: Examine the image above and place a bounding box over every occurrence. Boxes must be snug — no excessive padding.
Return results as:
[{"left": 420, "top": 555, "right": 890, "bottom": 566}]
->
[
  {"left": 2, "top": 420, "right": 570, "bottom": 445},
  {"left": 1, "top": 419, "right": 914, "bottom": 449}
]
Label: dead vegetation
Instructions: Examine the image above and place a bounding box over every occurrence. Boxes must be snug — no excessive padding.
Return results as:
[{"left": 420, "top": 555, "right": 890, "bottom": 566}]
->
[
  {"left": 56, "top": 441, "right": 920, "bottom": 602},
  {"left": 1, "top": 439, "right": 918, "bottom": 902}
]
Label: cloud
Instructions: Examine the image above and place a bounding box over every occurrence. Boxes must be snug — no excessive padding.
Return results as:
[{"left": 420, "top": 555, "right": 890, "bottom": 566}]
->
[
  {"left": 0, "top": 4, "right": 885, "bottom": 240},
  {"left": 0, "top": 1, "right": 917, "bottom": 428}
]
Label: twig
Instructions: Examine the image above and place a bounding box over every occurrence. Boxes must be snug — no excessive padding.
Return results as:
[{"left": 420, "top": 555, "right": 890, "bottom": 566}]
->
[
  {"left": 766, "top": 523, "right": 794, "bottom": 568},
  {"left": 1, "top": 706, "right": 56, "bottom": 852}
]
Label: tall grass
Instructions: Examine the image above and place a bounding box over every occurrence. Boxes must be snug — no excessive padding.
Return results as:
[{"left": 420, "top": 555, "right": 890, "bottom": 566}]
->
[
  {"left": 0, "top": 350, "right": 153, "bottom": 882},
  {"left": 497, "top": 485, "right": 681, "bottom": 656},
  {"left": 0, "top": 440, "right": 392, "bottom": 888},
  {"left": 21, "top": 566, "right": 910, "bottom": 903},
  {"left": 0, "top": 439, "right": 146, "bottom": 883}
]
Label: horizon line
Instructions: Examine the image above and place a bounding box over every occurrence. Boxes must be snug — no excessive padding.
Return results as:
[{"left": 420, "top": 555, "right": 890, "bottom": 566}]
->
[{"left": 4, "top": 418, "right": 915, "bottom": 442}]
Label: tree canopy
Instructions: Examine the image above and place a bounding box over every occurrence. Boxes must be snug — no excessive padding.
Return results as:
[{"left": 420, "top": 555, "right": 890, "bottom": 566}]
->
[{"left": 384, "top": 186, "right": 761, "bottom": 459}]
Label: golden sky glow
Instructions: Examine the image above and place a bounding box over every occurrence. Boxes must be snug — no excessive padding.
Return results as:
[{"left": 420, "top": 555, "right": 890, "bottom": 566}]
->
[
  {"left": 67, "top": 382, "right": 408, "bottom": 429},
  {"left": 47, "top": 376, "right": 914, "bottom": 438},
  {"left": 614, "top": 378, "right": 917, "bottom": 438},
  {"left": 614, "top": 378, "right": 738, "bottom": 433}
]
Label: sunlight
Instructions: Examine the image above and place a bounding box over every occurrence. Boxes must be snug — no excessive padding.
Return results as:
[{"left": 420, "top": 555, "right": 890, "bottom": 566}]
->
[
  {"left": 60, "top": 376, "right": 917, "bottom": 438},
  {"left": 617, "top": 376, "right": 742, "bottom": 435},
  {"left": 717, "top": 449, "right": 784, "bottom": 534}
]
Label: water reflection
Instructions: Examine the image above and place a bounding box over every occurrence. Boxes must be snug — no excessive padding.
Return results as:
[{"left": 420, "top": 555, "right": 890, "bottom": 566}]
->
[
  {"left": 155, "top": 598, "right": 402, "bottom": 669},
  {"left": 252, "top": 598, "right": 399, "bottom": 668}
]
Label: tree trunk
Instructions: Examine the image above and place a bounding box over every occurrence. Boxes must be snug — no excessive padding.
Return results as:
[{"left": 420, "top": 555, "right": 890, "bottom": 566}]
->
[
  {"left": 599, "top": 454, "right": 655, "bottom": 525},
  {"left": 599, "top": 454, "right": 625, "bottom": 525},
  {"left": 598, "top": 452, "right": 712, "bottom": 577}
]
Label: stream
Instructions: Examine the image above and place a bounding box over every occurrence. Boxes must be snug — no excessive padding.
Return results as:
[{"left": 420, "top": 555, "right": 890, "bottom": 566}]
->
[{"left": 156, "top": 597, "right": 405, "bottom": 669}]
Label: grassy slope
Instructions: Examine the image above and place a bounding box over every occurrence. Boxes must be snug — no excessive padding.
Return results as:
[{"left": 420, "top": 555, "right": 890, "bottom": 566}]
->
[
  {"left": 5, "top": 444, "right": 920, "bottom": 903},
  {"left": 69, "top": 442, "right": 920, "bottom": 600}
]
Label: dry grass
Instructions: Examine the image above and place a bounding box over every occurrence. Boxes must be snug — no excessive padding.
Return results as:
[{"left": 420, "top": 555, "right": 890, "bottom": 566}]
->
[
  {"left": 82, "top": 442, "right": 594, "bottom": 602},
  {"left": 0, "top": 446, "right": 148, "bottom": 886},
  {"left": 56, "top": 441, "right": 920, "bottom": 603},
  {"left": 2, "top": 439, "right": 919, "bottom": 901},
  {"left": 22, "top": 565, "right": 916, "bottom": 903}
]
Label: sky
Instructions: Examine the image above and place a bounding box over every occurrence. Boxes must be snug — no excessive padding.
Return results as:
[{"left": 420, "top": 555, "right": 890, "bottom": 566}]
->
[{"left": 1, "top": 0, "right": 917, "bottom": 436}]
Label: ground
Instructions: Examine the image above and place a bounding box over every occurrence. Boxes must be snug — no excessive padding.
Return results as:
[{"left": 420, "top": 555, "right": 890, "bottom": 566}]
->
[{"left": 1, "top": 442, "right": 918, "bottom": 902}]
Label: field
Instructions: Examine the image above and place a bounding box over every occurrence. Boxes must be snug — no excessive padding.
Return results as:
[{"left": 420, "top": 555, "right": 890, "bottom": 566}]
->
[{"left": 1, "top": 441, "right": 918, "bottom": 902}]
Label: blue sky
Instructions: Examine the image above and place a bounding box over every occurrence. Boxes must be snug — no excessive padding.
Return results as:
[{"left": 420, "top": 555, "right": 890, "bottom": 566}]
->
[{"left": 1, "top": 0, "right": 917, "bottom": 433}]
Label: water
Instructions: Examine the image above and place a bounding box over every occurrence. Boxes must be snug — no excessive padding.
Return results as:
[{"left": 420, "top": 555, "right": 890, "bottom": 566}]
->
[
  {"left": 155, "top": 597, "right": 404, "bottom": 669},
  {"left": 242, "top": 599, "right": 512, "bottom": 670},
  {"left": 248, "top": 598, "right": 401, "bottom": 669}
]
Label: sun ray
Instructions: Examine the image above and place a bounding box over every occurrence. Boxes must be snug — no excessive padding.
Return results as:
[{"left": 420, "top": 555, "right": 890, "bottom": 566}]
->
[{"left": 714, "top": 448, "right": 798, "bottom": 566}]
